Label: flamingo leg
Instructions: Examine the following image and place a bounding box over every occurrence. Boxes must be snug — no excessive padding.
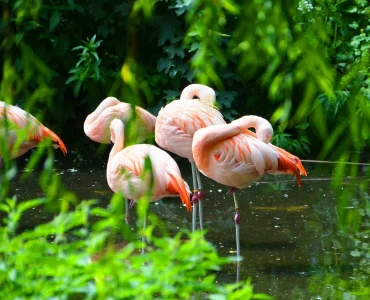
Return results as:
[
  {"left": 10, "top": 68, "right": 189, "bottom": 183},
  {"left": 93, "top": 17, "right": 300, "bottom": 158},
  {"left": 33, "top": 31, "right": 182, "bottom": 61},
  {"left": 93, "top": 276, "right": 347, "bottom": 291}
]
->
[
  {"left": 125, "top": 199, "right": 130, "bottom": 224},
  {"left": 141, "top": 209, "right": 147, "bottom": 255},
  {"left": 233, "top": 192, "right": 241, "bottom": 261},
  {"left": 195, "top": 167, "right": 204, "bottom": 232},
  {"left": 236, "top": 260, "right": 241, "bottom": 285},
  {"left": 191, "top": 162, "right": 198, "bottom": 232}
]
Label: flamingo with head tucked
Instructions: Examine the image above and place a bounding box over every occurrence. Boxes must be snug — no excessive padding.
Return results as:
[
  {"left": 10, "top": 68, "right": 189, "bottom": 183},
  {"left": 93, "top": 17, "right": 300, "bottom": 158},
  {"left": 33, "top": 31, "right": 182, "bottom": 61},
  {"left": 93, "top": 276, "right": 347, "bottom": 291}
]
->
[
  {"left": 155, "top": 84, "right": 226, "bottom": 232},
  {"left": 192, "top": 115, "right": 307, "bottom": 260},
  {"left": 107, "top": 119, "right": 191, "bottom": 233},
  {"left": 0, "top": 101, "right": 67, "bottom": 166},
  {"left": 84, "top": 97, "right": 156, "bottom": 144}
]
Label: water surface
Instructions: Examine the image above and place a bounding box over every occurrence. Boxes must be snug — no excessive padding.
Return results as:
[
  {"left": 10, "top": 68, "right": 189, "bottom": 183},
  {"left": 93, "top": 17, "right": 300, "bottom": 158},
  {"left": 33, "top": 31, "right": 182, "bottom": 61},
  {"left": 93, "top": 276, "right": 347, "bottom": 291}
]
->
[{"left": 7, "top": 157, "right": 370, "bottom": 299}]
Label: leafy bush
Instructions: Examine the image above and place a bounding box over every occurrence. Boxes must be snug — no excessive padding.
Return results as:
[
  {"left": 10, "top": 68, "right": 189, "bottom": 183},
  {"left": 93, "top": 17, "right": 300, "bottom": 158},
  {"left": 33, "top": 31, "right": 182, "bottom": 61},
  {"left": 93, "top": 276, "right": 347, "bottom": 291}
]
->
[{"left": 0, "top": 196, "right": 270, "bottom": 299}]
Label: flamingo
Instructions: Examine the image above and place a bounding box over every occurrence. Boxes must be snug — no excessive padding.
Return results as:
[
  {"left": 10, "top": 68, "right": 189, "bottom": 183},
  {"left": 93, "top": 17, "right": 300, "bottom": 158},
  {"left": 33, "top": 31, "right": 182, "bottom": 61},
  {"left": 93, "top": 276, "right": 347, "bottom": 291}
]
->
[
  {"left": 84, "top": 97, "right": 156, "bottom": 144},
  {"left": 0, "top": 101, "right": 67, "bottom": 166},
  {"left": 192, "top": 115, "right": 307, "bottom": 260},
  {"left": 107, "top": 119, "right": 191, "bottom": 247},
  {"left": 155, "top": 84, "right": 226, "bottom": 232}
]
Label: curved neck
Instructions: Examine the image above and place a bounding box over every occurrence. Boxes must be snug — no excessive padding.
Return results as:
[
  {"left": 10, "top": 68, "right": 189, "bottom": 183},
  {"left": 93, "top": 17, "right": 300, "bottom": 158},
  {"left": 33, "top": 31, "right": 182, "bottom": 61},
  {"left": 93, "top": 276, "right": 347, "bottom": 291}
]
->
[
  {"left": 108, "top": 120, "right": 125, "bottom": 164},
  {"left": 180, "top": 84, "right": 216, "bottom": 105},
  {"left": 86, "top": 97, "right": 120, "bottom": 124},
  {"left": 231, "top": 115, "right": 273, "bottom": 143}
]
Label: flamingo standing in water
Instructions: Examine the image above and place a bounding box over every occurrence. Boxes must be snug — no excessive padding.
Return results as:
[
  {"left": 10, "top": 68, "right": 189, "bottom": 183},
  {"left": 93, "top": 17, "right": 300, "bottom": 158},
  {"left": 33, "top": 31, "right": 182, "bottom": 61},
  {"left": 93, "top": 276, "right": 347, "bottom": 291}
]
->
[
  {"left": 155, "top": 84, "right": 226, "bottom": 231},
  {"left": 192, "top": 115, "right": 307, "bottom": 260},
  {"left": 0, "top": 101, "right": 67, "bottom": 166},
  {"left": 84, "top": 97, "right": 156, "bottom": 144},
  {"left": 107, "top": 119, "right": 191, "bottom": 240}
]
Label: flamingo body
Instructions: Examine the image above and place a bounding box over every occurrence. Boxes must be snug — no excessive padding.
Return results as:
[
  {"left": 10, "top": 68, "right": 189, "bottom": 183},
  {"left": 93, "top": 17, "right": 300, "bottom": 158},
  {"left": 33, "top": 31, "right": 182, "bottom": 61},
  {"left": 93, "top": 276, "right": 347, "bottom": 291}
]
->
[
  {"left": 155, "top": 84, "right": 226, "bottom": 232},
  {"left": 192, "top": 116, "right": 307, "bottom": 189},
  {"left": 107, "top": 119, "right": 191, "bottom": 211},
  {"left": 155, "top": 99, "right": 225, "bottom": 160},
  {"left": 0, "top": 101, "right": 67, "bottom": 159},
  {"left": 192, "top": 115, "right": 307, "bottom": 260},
  {"left": 84, "top": 97, "right": 156, "bottom": 144}
]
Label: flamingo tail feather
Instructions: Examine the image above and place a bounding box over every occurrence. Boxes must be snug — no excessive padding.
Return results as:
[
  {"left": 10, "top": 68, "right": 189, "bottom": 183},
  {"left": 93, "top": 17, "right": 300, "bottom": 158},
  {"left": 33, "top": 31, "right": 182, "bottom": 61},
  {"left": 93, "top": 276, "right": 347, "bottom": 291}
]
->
[
  {"left": 166, "top": 167, "right": 192, "bottom": 212},
  {"left": 274, "top": 147, "right": 307, "bottom": 187},
  {"left": 40, "top": 126, "right": 68, "bottom": 155}
]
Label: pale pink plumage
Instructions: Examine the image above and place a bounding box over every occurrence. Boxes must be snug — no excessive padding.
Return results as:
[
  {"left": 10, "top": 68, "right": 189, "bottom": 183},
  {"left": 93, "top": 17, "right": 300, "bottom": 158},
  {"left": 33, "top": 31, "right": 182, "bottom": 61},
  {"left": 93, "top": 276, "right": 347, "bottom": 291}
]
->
[
  {"left": 84, "top": 97, "right": 156, "bottom": 144},
  {"left": 0, "top": 101, "right": 67, "bottom": 159},
  {"left": 107, "top": 119, "right": 191, "bottom": 211},
  {"left": 155, "top": 84, "right": 225, "bottom": 161},
  {"left": 192, "top": 115, "right": 307, "bottom": 189}
]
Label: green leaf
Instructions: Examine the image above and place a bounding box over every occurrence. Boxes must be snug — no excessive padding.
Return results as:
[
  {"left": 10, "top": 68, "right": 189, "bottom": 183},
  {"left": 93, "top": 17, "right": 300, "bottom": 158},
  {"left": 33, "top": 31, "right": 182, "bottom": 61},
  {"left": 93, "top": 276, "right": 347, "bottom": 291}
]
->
[
  {"left": 0, "top": 203, "right": 10, "bottom": 213},
  {"left": 92, "top": 52, "right": 99, "bottom": 62},
  {"left": 345, "top": 6, "right": 357, "bottom": 13},
  {"left": 72, "top": 45, "right": 84, "bottom": 51},
  {"left": 65, "top": 76, "right": 76, "bottom": 84},
  {"left": 164, "top": 45, "right": 185, "bottom": 59},
  {"left": 295, "top": 123, "right": 310, "bottom": 130},
  {"left": 74, "top": 80, "right": 83, "bottom": 97},
  {"left": 18, "top": 198, "right": 45, "bottom": 214},
  {"left": 189, "top": 42, "right": 200, "bottom": 52},
  {"left": 157, "top": 58, "right": 174, "bottom": 73},
  {"left": 15, "top": 33, "right": 24, "bottom": 45},
  {"left": 49, "top": 11, "right": 61, "bottom": 31}
]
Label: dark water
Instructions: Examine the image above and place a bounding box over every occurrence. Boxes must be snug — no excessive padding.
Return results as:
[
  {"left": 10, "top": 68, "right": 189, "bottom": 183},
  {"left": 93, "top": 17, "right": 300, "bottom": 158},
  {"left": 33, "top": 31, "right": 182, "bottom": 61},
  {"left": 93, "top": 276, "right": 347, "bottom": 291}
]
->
[{"left": 7, "top": 157, "right": 370, "bottom": 299}]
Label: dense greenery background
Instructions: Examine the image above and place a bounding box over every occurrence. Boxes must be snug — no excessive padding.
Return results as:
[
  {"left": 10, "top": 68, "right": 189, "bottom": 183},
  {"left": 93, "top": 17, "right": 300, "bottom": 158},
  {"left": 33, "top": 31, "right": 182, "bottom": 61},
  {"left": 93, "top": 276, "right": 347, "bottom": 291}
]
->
[{"left": 1, "top": 0, "right": 370, "bottom": 159}]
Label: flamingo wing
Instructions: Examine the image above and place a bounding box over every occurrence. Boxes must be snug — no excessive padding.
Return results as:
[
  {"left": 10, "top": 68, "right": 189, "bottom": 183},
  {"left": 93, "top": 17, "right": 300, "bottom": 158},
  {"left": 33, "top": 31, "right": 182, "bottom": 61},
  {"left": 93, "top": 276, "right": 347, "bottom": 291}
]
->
[
  {"left": 212, "top": 134, "right": 278, "bottom": 175},
  {"left": 0, "top": 102, "right": 67, "bottom": 155},
  {"left": 108, "top": 148, "right": 150, "bottom": 199}
]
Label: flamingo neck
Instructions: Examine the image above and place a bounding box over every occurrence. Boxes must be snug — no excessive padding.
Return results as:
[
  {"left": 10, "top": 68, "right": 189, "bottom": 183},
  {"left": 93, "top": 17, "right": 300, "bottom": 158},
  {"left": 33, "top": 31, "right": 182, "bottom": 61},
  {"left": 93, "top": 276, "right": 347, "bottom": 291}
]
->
[
  {"left": 108, "top": 121, "right": 125, "bottom": 164},
  {"left": 180, "top": 84, "right": 216, "bottom": 106},
  {"left": 232, "top": 115, "right": 273, "bottom": 143},
  {"left": 85, "top": 97, "right": 120, "bottom": 124}
]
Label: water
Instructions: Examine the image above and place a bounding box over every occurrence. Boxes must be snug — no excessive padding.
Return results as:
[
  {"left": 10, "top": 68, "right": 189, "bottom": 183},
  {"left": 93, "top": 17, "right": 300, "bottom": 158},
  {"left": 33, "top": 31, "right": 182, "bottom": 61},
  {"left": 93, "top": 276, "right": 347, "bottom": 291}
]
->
[{"left": 6, "top": 157, "right": 370, "bottom": 299}]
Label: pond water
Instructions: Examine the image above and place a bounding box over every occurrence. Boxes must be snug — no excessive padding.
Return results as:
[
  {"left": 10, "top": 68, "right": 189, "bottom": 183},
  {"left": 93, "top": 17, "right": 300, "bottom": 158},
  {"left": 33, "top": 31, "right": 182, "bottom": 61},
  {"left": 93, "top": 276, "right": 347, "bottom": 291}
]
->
[{"left": 6, "top": 156, "right": 370, "bottom": 299}]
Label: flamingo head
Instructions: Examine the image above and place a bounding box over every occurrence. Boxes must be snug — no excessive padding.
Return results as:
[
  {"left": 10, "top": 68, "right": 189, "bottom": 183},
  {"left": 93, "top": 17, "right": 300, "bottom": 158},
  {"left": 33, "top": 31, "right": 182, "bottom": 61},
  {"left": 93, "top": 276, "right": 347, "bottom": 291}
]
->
[{"left": 257, "top": 126, "right": 273, "bottom": 143}]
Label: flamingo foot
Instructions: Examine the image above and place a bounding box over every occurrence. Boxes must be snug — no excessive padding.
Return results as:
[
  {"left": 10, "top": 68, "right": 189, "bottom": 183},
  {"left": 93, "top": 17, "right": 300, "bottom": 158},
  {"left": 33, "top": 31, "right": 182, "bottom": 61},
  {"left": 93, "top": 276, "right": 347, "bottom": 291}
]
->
[
  {"left": 197, "top": 190, "right": 205, "bottom": 200},
  {"left": 192, "top": 190, "right": 199, "bottom": 205},
  {"left": 234, "top": 209, "right": 240, "bottom": 225}
]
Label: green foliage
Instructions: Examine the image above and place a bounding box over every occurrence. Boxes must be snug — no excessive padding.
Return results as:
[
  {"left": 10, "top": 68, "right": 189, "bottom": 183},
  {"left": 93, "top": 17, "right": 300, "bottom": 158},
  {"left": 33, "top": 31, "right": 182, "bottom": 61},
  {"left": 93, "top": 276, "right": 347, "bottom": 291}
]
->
[
  {"left": 66, "top": 35, "right": 108, "bottom": 97},
  {"left": 3, "top": 0, "right": 370, "bottom": 157},
  {"left": 272, "top": 123, "right": 311, "bottom": 157},
  {"left": 0, "top": 196, "right": 269, "bottom": 299}
]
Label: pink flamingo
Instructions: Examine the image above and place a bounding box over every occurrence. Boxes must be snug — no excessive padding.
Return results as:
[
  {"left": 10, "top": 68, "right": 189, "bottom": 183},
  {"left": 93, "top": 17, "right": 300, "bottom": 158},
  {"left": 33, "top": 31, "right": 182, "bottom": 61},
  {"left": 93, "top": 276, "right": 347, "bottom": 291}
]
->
[
  {"left": 192, "top": 115, "right": 307, "bottom": 260},
  {"left": 155, "top": 84, "right": 226, "bottom": 231},
  {"left": 0, "top": 101, "right": 67, "bottom": 166},
  {"left": 107, "top": 119, "right": 191, "bottom": 245},
  {"left": 84, "top": 97, "right": 156, "bottom": 144}
]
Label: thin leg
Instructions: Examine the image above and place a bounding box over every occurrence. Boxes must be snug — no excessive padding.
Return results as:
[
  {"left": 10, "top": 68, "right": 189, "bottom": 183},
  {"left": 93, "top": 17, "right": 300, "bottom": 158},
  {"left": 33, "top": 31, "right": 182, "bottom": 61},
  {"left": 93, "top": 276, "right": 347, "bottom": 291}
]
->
[
  {"left": 195, "top": 167, "right": 204, "bottom": 232},
  {"left": 191, "top": 162, "right": 198, "bottom": 232},
  {"left": 125, "top": 199, "right": 130, "bottom": 224},
  {"left": 233, "top": 192, "right": 241, "bottom": 261},
  {"left": 142, "top": 209, "right": 147, "bottom": 255},
  {"left": 236, "top": 261, "right": 241, "bottom": 285}
]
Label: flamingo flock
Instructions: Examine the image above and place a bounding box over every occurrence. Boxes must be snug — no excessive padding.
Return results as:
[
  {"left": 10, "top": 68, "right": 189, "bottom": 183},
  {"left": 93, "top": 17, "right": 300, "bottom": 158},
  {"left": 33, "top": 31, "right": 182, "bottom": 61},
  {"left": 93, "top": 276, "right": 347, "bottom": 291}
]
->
[{"left": 0, "top": 84, "right": 307, "bottom": 259}]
